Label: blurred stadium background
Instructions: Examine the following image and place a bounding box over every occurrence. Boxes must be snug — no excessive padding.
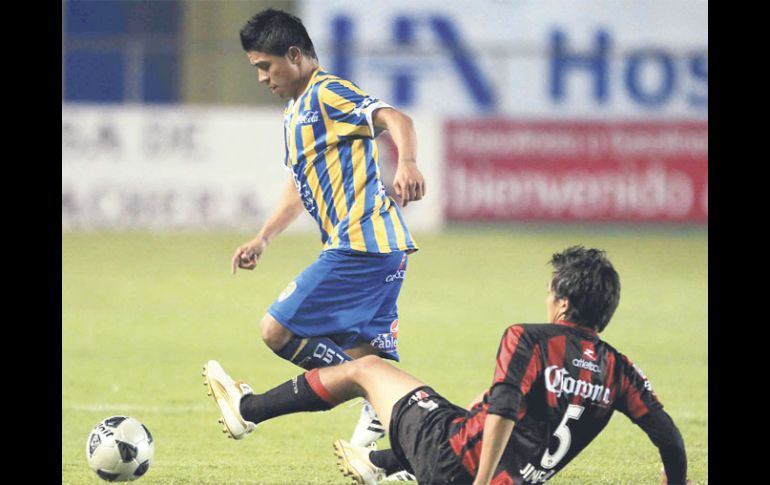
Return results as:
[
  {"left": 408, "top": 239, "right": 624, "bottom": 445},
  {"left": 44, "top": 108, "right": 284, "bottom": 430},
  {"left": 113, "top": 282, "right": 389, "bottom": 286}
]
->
[{"left": 62, "top": 1, "right": 707, "bottom": 484}]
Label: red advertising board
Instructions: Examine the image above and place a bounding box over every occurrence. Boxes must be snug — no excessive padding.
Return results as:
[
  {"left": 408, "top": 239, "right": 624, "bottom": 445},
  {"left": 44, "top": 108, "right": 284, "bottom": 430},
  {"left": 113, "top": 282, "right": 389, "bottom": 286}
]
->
[{"left": 444, "top": 121, "right": 708, "bottom": 223}]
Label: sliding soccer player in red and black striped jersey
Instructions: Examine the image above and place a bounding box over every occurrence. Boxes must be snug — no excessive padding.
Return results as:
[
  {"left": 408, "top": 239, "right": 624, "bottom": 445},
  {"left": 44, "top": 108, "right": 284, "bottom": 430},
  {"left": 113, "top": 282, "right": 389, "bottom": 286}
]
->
[{"left": 204, "top": 246, "right": 690, "bottom": 485}]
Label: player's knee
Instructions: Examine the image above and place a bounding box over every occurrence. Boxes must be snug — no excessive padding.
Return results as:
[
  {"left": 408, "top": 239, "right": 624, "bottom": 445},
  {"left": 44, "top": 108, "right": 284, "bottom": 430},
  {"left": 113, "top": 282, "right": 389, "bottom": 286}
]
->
[
  {"left": 348, "top": 354, "right": 385, "bottom": 381},
  {"left": 260, "top": 314, "right": 292, "bottom": 351}
]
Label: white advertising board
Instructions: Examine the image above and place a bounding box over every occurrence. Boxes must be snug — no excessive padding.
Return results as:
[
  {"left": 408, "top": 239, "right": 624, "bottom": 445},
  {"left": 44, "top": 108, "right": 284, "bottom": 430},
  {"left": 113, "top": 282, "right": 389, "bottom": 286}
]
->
[
  {"left": 300, "top": 0, "right": 708, "bottom": 119},
  {"left": 62, "top": 106, "right": 443, "bottom": 232}
]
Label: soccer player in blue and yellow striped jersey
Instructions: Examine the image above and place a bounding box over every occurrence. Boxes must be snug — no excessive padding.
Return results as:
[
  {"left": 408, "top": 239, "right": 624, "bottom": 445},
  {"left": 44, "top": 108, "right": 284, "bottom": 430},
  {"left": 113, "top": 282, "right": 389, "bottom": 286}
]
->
[
  {"left": 280, "top": 67, "right": 417, "bottom": 254},
  {"left": 223, "top": 8, "right": 426, "bottom": 450}
]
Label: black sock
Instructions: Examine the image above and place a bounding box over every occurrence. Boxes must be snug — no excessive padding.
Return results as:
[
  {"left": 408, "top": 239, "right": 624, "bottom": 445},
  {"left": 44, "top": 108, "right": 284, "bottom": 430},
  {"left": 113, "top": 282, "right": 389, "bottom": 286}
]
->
[
  {"left": 239, "top": 371, "right": 336, "bottom": 424},
  {"left": 370, "top": 449, "right": 407, "bottom": 476}
]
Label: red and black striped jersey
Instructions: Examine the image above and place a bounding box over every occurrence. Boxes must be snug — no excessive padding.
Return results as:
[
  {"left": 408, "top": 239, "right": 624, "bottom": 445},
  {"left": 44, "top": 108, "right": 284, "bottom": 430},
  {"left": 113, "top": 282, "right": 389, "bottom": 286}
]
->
[{"left": 448, "top": 322, "right": 662, "bottom": 484}]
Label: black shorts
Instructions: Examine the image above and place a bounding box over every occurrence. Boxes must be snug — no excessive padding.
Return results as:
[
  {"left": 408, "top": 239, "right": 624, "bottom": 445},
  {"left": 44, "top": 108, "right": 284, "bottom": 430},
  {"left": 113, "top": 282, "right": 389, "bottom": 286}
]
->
[{"left": 389, "top": 386, "right": 475, "bottom": 484}]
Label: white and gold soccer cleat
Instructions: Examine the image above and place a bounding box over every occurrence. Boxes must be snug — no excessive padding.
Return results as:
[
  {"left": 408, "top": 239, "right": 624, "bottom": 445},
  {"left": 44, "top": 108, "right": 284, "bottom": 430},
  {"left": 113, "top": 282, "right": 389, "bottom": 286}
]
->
[
  {"left": 333, "top": 439, "right": 386, "bottom": 485},
  {"left": 202, "top": 360, "right": 255, "bottom": 440}
]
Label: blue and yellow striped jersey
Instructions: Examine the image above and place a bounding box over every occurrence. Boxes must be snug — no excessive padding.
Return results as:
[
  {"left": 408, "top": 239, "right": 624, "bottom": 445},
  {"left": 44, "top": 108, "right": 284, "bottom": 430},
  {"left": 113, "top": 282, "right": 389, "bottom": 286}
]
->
[{"left": 282, "top": 67, "right": 418, "bottom": 254}]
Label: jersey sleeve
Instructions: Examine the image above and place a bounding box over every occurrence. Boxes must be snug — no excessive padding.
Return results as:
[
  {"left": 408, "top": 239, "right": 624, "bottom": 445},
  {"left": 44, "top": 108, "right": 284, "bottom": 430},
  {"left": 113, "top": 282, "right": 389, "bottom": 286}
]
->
[
  {"left": 635, "top": 408, "right": 688, "bottom": 484},
  {"left": 486, "top": 325, "right": 542, "bottom": 420},
  {"left": 614, "top": 354, "right": 663, "bottom": 421},
  {"left": 319, "top": 80, "right": 392, "bottom": 140}
]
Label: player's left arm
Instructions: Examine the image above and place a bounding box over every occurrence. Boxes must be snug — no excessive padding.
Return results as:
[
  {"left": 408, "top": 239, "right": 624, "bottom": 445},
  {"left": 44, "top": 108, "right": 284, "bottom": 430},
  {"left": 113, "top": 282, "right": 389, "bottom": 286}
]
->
[
  {"left": 472, "top": 413, "right": 515, "bottom": 485},
  {"left": 372, "top": 107, "right": 426, "bottom": 206},
  {"left": 633, "top": 409, "right": 690, "bottom": 485}
]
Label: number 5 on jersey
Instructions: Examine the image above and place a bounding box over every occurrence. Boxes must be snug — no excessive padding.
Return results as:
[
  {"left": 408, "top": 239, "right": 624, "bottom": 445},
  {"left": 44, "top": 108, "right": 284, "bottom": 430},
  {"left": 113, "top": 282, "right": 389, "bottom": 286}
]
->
[{"left": 541, "top": 404, "right": 585, "bottom": 469}]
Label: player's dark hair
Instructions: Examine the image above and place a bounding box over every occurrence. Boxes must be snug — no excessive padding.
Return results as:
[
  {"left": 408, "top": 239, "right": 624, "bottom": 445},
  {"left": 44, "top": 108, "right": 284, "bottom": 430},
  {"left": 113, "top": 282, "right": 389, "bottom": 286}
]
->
[
  {"left": 240, "top": 8, "right": 317, "bottom": 60},
  {"left": 549, "top": 246, "right": 620, "bottom": 332}
]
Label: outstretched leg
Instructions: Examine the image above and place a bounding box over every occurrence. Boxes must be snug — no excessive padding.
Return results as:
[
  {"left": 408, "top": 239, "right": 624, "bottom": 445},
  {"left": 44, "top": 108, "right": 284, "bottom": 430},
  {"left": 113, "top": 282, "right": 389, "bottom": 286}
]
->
[{"left": 230, "top": 355, "right": 423, "bottom": 435}]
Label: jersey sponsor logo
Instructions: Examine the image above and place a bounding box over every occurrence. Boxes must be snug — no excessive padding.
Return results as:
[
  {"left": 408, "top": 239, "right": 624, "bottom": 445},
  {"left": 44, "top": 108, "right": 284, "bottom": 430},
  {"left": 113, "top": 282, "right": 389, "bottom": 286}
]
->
[
  {"left": 519, "top": 463, "right": 556, "bottom": 484},
  {"left": 277, "top": 281, "right": 297, "bottom": 302},
  {"left": 583, "top": 348, "right": 596, "bottom": 361},
  {"left": 385, "top": 269, "right": 406, "bottom": 283},
  {"left": 385, "top": 254, "right": 408, "bottom": 282},
  {"left": 371, "top": 318, "right": 399, "bottom": 350},
  {"left": 544, "top": 365, "right": 611, "bottom": 404},
  {"left": 571, "top": 358, "right": 601, "bottom": 373},
  {"left": 295, "top": 110, "right": 320, "bottom": 125},
  {"left": 370, "top": 332, "right": 397, "bottom": 350}
]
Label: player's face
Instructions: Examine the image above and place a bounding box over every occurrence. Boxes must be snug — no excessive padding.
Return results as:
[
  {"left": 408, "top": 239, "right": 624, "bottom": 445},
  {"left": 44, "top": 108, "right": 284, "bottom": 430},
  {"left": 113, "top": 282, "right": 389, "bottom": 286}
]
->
[
  {"left": 246, "top": 50, "right": 303, "bottom": 99},
  {"left": 546, "top": 284, "right": 568, "bottom": 323}
]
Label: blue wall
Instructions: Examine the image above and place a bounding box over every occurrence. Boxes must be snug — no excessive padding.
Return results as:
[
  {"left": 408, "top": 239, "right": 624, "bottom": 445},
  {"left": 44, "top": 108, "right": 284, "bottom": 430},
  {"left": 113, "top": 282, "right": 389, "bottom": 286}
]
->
[{"left": 63, "top": 0, "right": 182, "bottom": 103}]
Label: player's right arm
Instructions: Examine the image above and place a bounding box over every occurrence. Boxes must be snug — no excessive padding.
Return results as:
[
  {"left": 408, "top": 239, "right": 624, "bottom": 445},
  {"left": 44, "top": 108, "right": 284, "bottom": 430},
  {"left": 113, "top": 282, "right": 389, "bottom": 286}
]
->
[
  {"left": 231, "top": 177, "right": 304, "bottom": 274},
  {"left": 473, "top": 325, "right": 539, "bottom": 484},
  {"left": 473, "top": 414, "right": 515, "bottom": 485}
]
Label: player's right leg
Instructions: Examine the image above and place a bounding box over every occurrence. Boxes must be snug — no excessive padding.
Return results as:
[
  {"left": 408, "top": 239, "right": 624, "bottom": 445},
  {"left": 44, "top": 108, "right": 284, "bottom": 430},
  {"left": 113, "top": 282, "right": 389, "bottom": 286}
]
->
[
  {"left": 203, "top": 355, "right": 424, "bottom": 438},
  {"left": 202, "top": 360, "right": 256, "bottom": 440}
]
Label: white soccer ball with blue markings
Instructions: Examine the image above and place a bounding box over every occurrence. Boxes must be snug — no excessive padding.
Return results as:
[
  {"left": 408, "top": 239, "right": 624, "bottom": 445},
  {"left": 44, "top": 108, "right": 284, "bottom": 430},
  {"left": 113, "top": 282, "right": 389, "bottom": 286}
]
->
[{"left": 86, "top": 416, "right": 154, "bottom": 482}]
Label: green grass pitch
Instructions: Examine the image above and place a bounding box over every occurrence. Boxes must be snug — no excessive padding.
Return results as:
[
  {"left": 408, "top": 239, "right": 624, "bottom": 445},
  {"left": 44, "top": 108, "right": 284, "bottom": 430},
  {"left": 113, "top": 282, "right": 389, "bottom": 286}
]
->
[{"left": 62, "top": 227, "right": 707, "bottom": 484}]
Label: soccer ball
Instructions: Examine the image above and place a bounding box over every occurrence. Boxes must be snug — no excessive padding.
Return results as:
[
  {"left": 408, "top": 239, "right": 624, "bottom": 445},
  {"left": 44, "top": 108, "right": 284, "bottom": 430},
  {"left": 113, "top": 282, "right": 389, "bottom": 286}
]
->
[{"left": 86, "top": 416, "right": 154, "bottom": 482}]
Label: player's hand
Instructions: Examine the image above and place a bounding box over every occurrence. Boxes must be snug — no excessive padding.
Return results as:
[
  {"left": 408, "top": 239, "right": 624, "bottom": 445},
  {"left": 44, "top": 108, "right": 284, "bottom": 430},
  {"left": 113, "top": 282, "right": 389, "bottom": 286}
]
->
[
  {"left": 231, "top": 237, "right": 269, "bottom": 274},
  {"left": 393, "top": 159, "right": 426, "bottom": 207},
  {"left": 660, "top": 468, "right": 692, "bottom": 485}
]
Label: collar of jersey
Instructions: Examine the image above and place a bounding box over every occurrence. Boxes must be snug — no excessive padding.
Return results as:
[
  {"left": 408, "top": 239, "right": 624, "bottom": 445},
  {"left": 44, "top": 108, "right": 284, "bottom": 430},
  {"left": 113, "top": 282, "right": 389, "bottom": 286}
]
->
[
  {"left": 299, "top": 66, "right": 324, "bottom": 101},
  {"left": 555, "top": 320, "right": 598, "bottom": 336},
  {"left": 287, "top": 66, "right": 325, "bottom": 113}
]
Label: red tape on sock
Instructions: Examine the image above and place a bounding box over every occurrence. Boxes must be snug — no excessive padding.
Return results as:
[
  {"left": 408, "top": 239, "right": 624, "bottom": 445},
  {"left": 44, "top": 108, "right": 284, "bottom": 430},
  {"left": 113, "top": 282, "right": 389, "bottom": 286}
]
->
[{"left": 304, "top": 369, "right": 342, "bottom": 406}]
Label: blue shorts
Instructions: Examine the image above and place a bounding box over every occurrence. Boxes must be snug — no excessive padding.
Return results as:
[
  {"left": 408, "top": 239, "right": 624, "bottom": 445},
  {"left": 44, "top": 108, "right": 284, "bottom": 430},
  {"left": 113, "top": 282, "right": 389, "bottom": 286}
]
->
[{"left": 268, "top": 249, "right": 408, "bottom": 361}]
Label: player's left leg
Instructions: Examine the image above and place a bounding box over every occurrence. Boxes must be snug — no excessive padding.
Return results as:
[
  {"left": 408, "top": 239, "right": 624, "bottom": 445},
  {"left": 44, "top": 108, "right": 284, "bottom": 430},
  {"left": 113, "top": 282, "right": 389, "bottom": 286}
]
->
[{"left": 333, "top": 441, "right": 414, "bottom": 484}]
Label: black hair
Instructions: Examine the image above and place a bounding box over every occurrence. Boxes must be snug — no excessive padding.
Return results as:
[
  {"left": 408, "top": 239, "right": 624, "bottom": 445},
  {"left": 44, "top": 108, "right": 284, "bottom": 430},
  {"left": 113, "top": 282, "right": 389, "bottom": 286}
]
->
[
  {"left": 240, "top": 8, "right": 317, "bottom": 60},
  {"left": 549, "top": 246, "right": 620, "bottom": 332}
]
